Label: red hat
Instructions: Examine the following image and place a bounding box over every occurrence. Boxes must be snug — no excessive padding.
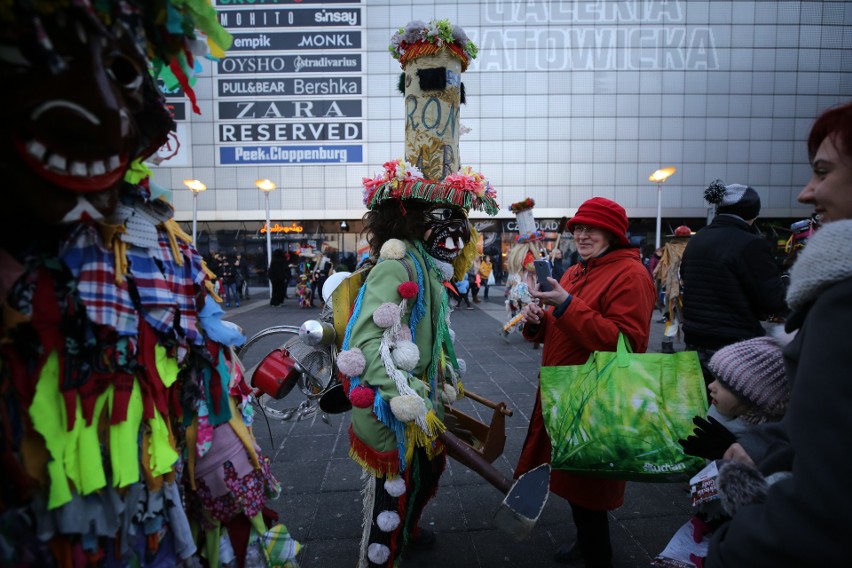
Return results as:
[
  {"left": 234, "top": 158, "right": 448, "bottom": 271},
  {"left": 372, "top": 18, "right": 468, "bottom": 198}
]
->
[
  {"left": 674, "top": 225, "right": 692, "bottom": 237},
  {"left": 568, "top": 197, "right": 629, "bottom": 245}
]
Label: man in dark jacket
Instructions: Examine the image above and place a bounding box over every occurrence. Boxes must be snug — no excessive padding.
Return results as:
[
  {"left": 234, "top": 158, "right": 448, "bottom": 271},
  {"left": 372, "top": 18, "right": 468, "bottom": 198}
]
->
[
  {"left": 220, "top": 257, "right": 239, "bottom": 308},
  {"left": 680, "top": 181, "right": 787, "bottom": 383}
]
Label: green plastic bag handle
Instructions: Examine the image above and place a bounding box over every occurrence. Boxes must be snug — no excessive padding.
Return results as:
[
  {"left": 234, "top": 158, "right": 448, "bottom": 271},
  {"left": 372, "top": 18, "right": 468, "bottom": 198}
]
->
[{"left": 616, "top": 333, "right": 633, "bottom": 368}]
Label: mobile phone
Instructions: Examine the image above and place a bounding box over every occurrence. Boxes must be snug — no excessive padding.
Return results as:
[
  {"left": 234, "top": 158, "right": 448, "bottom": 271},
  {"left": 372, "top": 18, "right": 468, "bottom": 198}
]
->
[{"left": 533, "top": 259, "right": 553, "bottom": 292}]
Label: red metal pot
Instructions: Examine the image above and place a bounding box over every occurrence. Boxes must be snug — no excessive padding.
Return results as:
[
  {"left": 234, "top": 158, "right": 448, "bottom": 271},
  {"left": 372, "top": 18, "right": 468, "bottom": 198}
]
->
[{"left": 251, "top": 348, "right": 300, "bottom": 399}]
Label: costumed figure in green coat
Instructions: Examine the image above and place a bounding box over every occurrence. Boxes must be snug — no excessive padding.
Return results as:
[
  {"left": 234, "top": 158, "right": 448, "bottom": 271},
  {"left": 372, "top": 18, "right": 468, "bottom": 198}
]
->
[{"left": 334, "top": 19, "right": 498, "bottom": 568}]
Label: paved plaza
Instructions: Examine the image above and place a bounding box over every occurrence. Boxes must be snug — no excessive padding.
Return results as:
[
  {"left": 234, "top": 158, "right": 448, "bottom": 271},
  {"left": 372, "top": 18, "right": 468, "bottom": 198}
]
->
[{"left": 226, "top": 286, "right": 692, "bottom": 568}]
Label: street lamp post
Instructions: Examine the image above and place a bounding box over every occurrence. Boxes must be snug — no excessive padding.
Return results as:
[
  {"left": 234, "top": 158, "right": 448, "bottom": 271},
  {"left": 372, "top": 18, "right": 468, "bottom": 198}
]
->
[
  {"left": 183, "top": 179, "right": 207, "bottom": 245},
  {"left": 256, "top": 179, "right": 277, "bottom": 298},
  {"left": 648, "top": 167, "right": 677, "bottom": 249},
  {"left": 339, "top": 220, "right": 349, "bottom": 265}
]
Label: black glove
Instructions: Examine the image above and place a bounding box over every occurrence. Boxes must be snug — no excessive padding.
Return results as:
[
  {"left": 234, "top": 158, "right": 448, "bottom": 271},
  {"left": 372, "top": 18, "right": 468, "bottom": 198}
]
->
[{"left": 678, "top": 415, "right": 737, "bottom": 460}]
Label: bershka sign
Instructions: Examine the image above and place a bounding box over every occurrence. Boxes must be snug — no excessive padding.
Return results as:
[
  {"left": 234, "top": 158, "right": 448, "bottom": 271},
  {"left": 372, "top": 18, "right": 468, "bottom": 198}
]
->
[{"left": 217, "top": 77, "right": 361, "bottom": 97}]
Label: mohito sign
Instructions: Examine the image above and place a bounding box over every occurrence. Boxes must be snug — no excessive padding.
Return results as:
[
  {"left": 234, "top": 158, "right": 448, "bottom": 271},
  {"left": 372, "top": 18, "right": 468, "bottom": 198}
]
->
[{"left": 218, "top": 7, "right": 360, "bottom": 28}]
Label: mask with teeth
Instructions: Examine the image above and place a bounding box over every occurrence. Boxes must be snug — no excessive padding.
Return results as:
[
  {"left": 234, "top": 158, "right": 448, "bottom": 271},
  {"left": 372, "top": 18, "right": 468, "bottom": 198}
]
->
[
  {"left": 422, "top": 205, "right": 471, "bottom": 263},
  {"left": 0, "top": 5, "right": 173, "bottom": 225}
]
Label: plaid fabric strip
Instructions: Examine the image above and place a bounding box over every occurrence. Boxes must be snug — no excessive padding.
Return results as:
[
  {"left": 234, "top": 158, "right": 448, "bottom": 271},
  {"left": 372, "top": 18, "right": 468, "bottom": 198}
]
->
[
  {"left": 126, "top": 246, "right": 176, "bottom": 336},
  {"left": 59, "top": 224, "right": 138, "bottom": 336},
  {"left": 155, "top": 233, "right": 205, "bottom": 346}
]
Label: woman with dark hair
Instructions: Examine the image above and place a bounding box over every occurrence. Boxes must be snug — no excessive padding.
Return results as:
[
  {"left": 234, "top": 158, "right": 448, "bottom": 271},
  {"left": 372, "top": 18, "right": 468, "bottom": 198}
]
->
[
  {"left": 517, "top": 197, "right": 656, "bottom": 567},
  {"left": 704, "top": 102, "right": 852, "bottom": 566}
]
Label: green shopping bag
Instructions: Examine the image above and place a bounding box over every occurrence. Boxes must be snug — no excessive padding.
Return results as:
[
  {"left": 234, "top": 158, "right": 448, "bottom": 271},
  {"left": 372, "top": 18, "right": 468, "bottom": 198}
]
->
[{"left": 540, "top": 334, "right": 707, "bottom": 481}]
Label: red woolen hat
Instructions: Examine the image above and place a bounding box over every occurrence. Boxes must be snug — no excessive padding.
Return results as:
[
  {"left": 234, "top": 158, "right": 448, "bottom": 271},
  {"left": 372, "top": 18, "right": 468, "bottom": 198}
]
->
[{"left": 568, "top": 197, "right": 630, "bottom": 245}]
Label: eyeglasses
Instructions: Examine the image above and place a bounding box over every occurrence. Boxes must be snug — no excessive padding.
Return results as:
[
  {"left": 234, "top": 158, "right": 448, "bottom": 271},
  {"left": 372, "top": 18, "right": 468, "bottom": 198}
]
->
[{"left": 572, "top": 225, "right": 602, "bottom": 236}]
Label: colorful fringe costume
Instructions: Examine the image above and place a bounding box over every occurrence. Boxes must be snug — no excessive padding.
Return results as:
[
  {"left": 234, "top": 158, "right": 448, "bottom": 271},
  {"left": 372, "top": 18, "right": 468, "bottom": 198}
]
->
[{"left": 0, "top": 2, "right": 295, "bottom": 566}]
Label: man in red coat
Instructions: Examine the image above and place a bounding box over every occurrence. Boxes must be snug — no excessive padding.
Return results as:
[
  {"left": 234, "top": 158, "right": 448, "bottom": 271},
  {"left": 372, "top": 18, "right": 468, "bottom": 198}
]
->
[{"left": 516, "top": 197, "right": 656, "bottom": 567}]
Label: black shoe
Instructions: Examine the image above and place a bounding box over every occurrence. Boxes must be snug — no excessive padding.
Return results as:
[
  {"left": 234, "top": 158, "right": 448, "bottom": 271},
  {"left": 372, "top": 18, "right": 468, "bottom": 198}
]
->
[
  {"left": 409, "top": 528, "right": 437, "bottom": 550},
  {"left": 554, "top": 542, "right": 583, "bottom": 564}
]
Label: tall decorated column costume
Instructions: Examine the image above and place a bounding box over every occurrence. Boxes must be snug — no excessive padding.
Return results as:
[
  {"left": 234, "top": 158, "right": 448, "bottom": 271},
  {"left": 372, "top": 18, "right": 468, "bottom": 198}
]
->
[{"left": 337, "top": 19, "right": 498, "bottom": 568}]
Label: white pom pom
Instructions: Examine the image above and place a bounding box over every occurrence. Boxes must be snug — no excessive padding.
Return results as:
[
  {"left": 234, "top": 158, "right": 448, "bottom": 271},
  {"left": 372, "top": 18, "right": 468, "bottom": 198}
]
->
[
  {"left": 441, "top": 384, "right": 457, "bottom": 403},
  {"left": 395, "top": 327, "right": 412, "bottom": 342},
  {"left": 448, "top": 328, "right": 456, "bottom": 344},
  {"left": 391, "top": 340, "right": 420, "bottom": 371},
  {"left": 367, "top": 543, "right": 391, "bottom": 564},
  {"left": 373, "top": 302, "right": 401, "bottom": 328},
  {"left": 389, "top": 394, "right": 425, "bottom": 423},
  {"left": 337, "top": 348, "right": 366, "bottom": 377},
  {"left": 384, "top": 477, "right": 407, "bottom": 497},
  {"left": 379, "top": 239, "right": 407, "bottom": 260},
  {"left": 456, "top": 358, "right": 466, "bottom": 376},
  {"left": 376, "top": 511, "right": 401, "bottom": 532}
]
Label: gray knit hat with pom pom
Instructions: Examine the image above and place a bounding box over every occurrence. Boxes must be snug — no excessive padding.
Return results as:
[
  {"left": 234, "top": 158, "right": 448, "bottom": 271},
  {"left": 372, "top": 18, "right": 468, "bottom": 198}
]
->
[
  {"left": 708, "top": 336, "right": 789, "bottom": 423},
  {"left": 705, "top": 179, "right": 761, "bottom": 220}
]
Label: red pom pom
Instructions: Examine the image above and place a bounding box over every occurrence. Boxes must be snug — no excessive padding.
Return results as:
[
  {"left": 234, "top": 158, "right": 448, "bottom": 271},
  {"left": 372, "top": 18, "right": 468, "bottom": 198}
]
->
[
  {"left": 398, "top": 281, "right": 419, "bottom": 299},
  {"left": 349, "top": 386, "right": 376, "bottom": 408}
]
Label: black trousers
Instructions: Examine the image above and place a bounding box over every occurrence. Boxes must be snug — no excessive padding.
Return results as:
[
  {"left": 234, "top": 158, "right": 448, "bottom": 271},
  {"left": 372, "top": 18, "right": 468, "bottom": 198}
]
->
[
  {"left": 364, "top": 449, "right": 445, "bottom": 567},
  {"left": 570, "top": 502, "right": 613, "bottom": 568},
  {"left": 270, "top": 279, "right": 286, "bottom": 305}
]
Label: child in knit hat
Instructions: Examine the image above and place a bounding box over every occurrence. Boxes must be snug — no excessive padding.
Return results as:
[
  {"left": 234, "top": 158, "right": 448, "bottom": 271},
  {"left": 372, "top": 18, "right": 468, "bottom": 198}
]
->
[
  {"left": 662, "top": 337, "right": 790, "bottom": 567},
  {"left": 680, "top": 335, "right": 789, "bottom": 462},
  {"left": 707, "top": 335, "right": 789, "bottom": 428}
]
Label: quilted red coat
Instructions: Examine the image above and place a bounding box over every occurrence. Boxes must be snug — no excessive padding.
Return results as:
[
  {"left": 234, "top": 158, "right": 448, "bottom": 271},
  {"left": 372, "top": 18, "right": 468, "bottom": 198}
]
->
[{"left": 515, "top": 247, "right": 656, "bottom": 510}]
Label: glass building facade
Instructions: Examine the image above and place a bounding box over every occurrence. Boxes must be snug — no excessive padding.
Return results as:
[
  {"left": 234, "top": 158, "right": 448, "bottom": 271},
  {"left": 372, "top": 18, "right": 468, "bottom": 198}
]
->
[{"left": 161, "top": 1, "right": 851, "bottom": 257}]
